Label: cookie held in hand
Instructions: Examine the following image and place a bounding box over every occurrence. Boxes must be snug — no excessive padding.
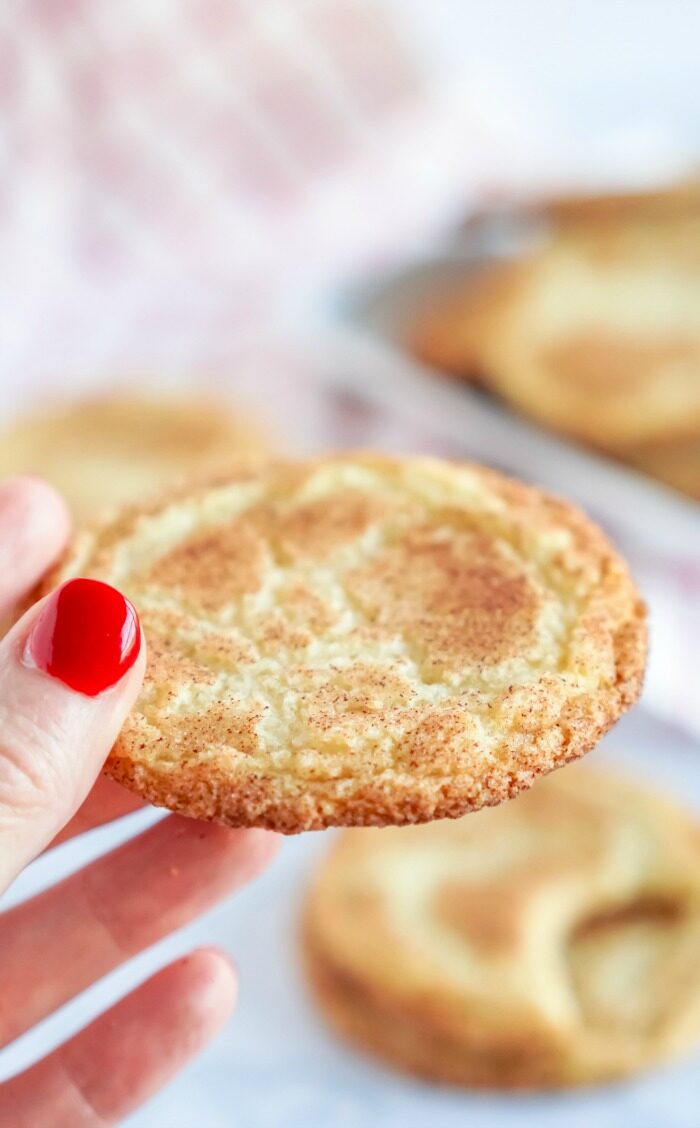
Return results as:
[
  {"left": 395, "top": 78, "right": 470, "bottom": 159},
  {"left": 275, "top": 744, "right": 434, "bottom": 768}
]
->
[{"left": 43, "top": 455, "right": 646, "bottom": 832}]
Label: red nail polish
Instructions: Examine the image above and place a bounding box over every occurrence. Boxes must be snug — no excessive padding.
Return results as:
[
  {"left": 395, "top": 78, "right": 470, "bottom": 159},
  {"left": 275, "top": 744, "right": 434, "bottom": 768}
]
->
[{"left": 27, "top": 578, "right": 141, "bottom": 696}]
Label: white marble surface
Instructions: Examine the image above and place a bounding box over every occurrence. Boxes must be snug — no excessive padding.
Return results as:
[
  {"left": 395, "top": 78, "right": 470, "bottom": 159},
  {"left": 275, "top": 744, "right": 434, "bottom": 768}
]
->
[{"left": 1, "top": 707, "right": 698, "bottom": 1127}]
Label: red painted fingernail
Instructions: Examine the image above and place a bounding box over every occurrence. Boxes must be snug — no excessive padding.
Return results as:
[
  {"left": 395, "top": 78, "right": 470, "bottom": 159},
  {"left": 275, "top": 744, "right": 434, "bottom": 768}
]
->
[{"left": 26, "top": 578, "right": 141, "bottom": 696}]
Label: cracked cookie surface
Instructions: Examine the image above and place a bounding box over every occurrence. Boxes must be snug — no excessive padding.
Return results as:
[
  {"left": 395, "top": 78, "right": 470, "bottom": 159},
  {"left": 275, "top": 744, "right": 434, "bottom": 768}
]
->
[{"left": 43, "top": 454, "right": 646, "bottom": 831}]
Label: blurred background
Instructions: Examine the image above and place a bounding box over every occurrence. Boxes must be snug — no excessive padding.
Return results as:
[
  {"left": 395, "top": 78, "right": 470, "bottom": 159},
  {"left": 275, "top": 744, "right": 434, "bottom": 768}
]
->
[{"left": 1, "top": 1, "right": 699, "bottom": 1125}]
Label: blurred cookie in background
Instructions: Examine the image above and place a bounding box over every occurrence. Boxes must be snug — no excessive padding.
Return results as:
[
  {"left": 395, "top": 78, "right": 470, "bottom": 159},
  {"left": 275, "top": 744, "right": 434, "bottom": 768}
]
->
[
  {"left": 0, "top": 393, "right": 272, "bottom": 522},
  {"left": 626, "top": 438, "right": 700, "bottom": 502},
  {"left": 408, "top": 183, "right": 700, "bottom": 501},
  {"left": 409, "top": 268, "right": 500, "bottom": 384},
  {"left": 302, "top": 768, "right": 700, "bottom": 1089},
  {"left": 538, "top": 180, "right": 700, "bottom": 230},
  {"left": 463, "top": 209, "right": 700, "bottom": 452}
]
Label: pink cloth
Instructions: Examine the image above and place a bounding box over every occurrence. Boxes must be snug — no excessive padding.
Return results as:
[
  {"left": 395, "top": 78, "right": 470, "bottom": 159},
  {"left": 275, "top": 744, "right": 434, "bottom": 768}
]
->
[{"left": 0, "top": 0, "right": 508, "bottom": 388}]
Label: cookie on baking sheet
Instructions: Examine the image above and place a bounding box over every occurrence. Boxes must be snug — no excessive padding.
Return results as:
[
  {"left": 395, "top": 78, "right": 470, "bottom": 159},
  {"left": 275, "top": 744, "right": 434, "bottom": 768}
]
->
[
  {"left": 409, "top": 271, "right": 499, "bottom": 383},
  {"left": 43, "top": 454, "right": 646, "bottom": 833},
  {"left": 302, "top": 768, "right": 700, "bottom": 1089},
  {"left": 0, "top": 393, "right": 271, "bottom": 522},
  {"left": 627, "top": 438, "right": 700, "bottom": 502},
  {"left": 538, "top": 180, "right": 700, "bottom": 230},
  {"left": 411, "top": 189, "right": 700, "bottom": 454}
]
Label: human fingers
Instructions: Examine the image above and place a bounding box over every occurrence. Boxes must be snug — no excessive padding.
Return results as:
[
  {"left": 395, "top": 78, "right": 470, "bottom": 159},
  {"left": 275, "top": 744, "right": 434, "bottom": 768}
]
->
[
  {"left": 0, "top": 816, "right": 277, "bottom": 1046},
  {"left": 0, "top": 948, "right": 236, "bottom": 1127}
]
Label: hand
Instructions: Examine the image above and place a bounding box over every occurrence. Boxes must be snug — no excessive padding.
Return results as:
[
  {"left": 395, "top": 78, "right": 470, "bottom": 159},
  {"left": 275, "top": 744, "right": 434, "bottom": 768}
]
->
[{"left": 0, "top": 478, "right": 278, "bottom": 1127}]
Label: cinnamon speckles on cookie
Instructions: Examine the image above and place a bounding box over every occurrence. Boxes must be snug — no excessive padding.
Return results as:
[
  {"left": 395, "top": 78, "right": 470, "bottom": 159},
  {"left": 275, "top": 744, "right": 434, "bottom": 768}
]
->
[{"left": 43, "top": 454, "right": 647, "bottom": 832}]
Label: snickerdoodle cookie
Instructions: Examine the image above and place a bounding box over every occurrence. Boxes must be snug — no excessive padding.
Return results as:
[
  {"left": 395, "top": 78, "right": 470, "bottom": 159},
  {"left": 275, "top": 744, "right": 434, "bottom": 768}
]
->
[
  {"left": 627, "top": 437, "right": 700, "bottom": 501},
  {"left": 302, "top": 768, "right": 700, "bottom": 1087},
  {"left": 0, "top": 393, "right": 270, "bottom": 522},
  {"left": 43, "top": 455, "right": 646, "bottom": 832},
  {"left": 411, "top": 188, "right": 700, "bottom": 456}
]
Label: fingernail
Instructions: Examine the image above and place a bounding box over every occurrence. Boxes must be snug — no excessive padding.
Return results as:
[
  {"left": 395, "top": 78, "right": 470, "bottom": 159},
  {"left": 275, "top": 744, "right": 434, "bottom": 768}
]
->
[{"left": 25, "top": 578, "right": 141, "bottom": 696}]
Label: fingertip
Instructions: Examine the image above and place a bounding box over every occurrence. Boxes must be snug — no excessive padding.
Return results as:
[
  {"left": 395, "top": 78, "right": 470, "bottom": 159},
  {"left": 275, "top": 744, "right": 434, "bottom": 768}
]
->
[
  {"left": 185, "top": 945, "right": 238, "bottom": 990},
  {"left": 199, "top": 823, "right": 281, "bottom": 879},
  {"left": 168, "top": 818, "right": 280, "bottom": 858},
  {"left": 241, "top": 826, "right": 282, "bottom": 865},
  {"left": 147, "top": 819, "right": 280, "bottom": 907},
  {"left": 173, "top": 947, "right": 238, "bottom": 1028}
]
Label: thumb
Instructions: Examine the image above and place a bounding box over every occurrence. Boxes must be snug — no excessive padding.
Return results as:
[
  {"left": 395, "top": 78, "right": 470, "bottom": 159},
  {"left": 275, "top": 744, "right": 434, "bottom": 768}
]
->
[{"left": 0, "top": 578, "right": 145, "bottom": 888}]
